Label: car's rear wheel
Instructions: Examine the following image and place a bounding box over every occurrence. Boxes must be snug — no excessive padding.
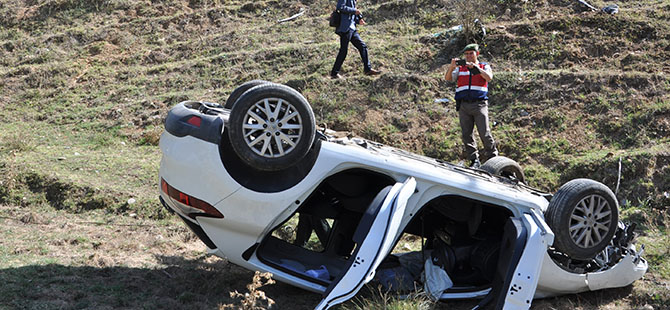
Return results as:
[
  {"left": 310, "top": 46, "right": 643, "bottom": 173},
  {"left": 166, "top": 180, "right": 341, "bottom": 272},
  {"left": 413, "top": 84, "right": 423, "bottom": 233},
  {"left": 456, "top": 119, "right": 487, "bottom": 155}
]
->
[
  {"left": 227, "top": 84, "right": 316, "bottom": 171},
  {"left": 545, "top": 179, "right": 619, "bottom": 260},
  {"left": 224, "top": 80, "right": 272, "bottom": 109},
  {"left": 480, "top": 156, "right": 525, "bottom": 184}
]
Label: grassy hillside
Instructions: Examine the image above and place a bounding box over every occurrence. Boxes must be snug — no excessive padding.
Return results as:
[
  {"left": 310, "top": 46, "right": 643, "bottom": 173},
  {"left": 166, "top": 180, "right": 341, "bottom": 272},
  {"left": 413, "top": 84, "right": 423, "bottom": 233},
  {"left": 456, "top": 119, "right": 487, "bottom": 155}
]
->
[{"left": 0, "top": 0, "right": 668, "bottom": 308}]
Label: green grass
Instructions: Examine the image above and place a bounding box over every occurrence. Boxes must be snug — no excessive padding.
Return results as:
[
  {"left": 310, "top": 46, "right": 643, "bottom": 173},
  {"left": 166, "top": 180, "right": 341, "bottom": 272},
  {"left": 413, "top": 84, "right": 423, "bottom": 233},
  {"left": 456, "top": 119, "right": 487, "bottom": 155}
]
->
[
  {"left": 0, "top": 121, "right": 162, "bottom": 217},
  {"left": 340, "top": 289, "right": 433, "bottom": 310}
]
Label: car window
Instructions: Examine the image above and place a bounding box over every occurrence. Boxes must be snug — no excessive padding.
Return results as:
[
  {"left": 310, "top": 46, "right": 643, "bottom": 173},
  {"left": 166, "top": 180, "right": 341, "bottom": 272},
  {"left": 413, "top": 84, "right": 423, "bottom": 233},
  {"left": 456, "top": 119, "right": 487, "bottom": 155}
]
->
[{"left": 271, "top": 213, "right": 334, "bottom": 252}]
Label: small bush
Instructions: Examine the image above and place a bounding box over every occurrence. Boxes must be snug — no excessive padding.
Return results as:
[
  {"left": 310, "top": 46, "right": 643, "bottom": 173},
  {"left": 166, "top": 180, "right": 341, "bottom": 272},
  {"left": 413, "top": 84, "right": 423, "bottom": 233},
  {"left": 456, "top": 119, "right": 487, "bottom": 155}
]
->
[
  {"left": 441, "top": 0, "right": 491, "bottom": 43},
  {"left": 220, "top": 271, "right": 275, "bottom": 310},
  {"left": 139, "top": 127, "right": 162, "bottom": 146},
  {"left": 0, "top": 134, "right": 34, "bottom": 154}
]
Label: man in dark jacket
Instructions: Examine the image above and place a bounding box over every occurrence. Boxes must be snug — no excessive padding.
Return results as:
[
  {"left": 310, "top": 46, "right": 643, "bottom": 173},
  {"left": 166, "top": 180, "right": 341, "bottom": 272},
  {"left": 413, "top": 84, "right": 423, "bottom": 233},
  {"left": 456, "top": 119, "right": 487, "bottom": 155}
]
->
[{"left": 330, "top": 0, "right": 381, "bottom": 79}]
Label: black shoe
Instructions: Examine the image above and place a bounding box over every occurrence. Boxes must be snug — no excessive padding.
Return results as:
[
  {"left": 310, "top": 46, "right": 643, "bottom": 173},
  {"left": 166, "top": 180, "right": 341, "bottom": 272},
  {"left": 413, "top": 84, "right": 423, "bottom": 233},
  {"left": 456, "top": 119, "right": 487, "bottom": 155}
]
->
[
  {"left": 470, "top": 159, "right": 481, "bottom": 169},
  {"left": 364, "top": 69, "right": 381, "bottom": 76},
  {"left": 330, "top": 73, "right": 344, "bottom": 79}
]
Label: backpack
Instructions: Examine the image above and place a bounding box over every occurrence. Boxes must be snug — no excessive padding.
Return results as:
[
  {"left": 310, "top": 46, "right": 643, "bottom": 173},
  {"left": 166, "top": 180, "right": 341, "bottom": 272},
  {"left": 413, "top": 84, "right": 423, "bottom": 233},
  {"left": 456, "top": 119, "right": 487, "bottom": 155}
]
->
[{"left": 329, "top": 10, "right": 341, "bottom": 27}]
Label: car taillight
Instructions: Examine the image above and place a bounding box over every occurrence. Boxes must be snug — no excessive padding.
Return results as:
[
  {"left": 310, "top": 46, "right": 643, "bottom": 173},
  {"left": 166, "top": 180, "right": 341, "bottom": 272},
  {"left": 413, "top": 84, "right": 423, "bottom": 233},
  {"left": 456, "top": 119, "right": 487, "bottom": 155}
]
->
[
  {"left": 161, "top": 178, "right": 223, "bottom": 219},
  {"left": 187, "top": 116, "right": 202, "bottom": 127}
]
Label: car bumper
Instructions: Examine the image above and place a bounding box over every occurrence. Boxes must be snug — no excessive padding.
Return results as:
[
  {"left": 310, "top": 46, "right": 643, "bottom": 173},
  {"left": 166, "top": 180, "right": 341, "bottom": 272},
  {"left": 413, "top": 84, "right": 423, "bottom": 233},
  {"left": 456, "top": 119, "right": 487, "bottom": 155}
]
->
[{"left": 535, "top": 245, "right": 648, "bottom": 298}]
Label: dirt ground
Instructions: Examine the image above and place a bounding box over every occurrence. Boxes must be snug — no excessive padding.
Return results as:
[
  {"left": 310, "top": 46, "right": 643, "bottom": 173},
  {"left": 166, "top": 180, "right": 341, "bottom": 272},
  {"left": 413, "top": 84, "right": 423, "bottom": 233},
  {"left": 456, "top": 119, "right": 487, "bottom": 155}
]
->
[
  {"left": 0, "top": 204, "right": 322, "bottom": 309},
  {"left": 0, "top": 204, "right": 664, "bottom": 310}
]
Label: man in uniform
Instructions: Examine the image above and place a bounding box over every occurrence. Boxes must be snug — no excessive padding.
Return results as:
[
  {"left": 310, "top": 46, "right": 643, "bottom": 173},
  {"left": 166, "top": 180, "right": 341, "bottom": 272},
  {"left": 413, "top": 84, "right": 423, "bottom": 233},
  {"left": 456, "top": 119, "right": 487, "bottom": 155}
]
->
[{"left": 445, "top": 43, "right": 498, "bottom": 168}]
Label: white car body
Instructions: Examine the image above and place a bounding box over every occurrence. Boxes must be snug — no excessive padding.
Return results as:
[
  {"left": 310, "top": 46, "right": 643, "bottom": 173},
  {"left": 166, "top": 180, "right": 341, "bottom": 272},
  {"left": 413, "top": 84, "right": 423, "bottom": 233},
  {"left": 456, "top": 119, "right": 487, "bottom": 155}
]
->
[{"left": 158, "top": 100, "right": 647, "bottom": 310}]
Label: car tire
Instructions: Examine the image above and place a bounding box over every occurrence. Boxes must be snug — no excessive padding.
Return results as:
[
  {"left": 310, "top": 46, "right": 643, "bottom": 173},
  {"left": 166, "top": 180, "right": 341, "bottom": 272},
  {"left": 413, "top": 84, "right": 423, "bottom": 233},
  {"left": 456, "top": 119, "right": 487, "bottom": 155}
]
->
[
  {"left": 545, "top": 179, "right": 619, "bottom": 260},
  {"left": 227, "top": 83, "right": 316, "bottom": 171},
  {"left": 224, "top": 80, "right": 272, "bottom": 109},
  {"left": 480, "top": 156, "right": 526, "bottom": 184}
]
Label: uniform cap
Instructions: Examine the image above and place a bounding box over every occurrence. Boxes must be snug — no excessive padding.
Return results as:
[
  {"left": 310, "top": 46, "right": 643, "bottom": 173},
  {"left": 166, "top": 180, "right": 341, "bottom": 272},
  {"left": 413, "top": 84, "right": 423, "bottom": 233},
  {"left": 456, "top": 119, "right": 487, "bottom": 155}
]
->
[{"left": 463, "top": 43, "right": 479, "bottom": 52}]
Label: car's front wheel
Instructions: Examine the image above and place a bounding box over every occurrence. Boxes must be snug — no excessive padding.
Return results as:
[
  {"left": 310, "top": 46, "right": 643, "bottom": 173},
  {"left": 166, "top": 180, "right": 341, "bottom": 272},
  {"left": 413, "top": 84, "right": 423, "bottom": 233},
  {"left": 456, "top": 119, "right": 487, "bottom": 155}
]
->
[
  {"left": 545, "top": 179, "right": 619, "bottom": 260},
  {"left": 480, "top": 156, "right": 525, "bottom": 184},
  {"left": 227, "top": 83, "right": 316, "bottom": 171}
]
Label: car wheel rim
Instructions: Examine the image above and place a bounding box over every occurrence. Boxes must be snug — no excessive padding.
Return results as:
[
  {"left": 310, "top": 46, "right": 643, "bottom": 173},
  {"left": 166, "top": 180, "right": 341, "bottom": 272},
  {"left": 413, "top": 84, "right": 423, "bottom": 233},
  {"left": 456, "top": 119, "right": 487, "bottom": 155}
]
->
[
  {"left": 501, "top": 169, "right": 520, "bottom": 181},
  {"left": 569, "top": 194, "right": 613, "bottom": 249},
  {"left": 242, "top": 97, "right": 303, "bottom": 158}
]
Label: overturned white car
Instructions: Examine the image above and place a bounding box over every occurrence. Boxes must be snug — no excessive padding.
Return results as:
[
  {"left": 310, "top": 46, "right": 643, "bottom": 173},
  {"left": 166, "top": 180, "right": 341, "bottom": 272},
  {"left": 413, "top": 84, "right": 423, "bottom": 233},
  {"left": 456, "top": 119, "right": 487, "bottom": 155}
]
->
[{"left": 158, "top": 81, "right": 647, "bottom": 309}]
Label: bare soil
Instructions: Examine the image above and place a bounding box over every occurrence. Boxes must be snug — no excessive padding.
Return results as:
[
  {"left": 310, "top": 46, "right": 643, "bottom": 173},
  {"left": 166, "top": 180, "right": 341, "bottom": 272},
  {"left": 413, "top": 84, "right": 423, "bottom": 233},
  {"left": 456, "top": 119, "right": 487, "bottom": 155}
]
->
[{"left": 0, "top": 204, "right": 321, "bottom": 310}]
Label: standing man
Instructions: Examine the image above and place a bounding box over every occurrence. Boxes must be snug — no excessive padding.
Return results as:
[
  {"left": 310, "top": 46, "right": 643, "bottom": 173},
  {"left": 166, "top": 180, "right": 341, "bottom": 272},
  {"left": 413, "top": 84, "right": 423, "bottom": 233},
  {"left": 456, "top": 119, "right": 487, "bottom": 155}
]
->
[
  {"left": 445, "top": 43, "right": 498, "bottom": 168},
  {"left": 330, "top": 0, "right": 381, "bottom": 79}
]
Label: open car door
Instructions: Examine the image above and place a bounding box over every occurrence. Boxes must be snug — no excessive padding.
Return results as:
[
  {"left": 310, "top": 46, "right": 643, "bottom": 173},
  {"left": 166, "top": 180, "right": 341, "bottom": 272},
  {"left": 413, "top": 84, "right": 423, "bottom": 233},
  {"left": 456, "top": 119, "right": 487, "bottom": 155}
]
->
[
  {"left": 314, "top": 177, "right": 416, "bottom": 310},
  {"left": 474, "top": 210, "right": 554, "bottom": 310}
]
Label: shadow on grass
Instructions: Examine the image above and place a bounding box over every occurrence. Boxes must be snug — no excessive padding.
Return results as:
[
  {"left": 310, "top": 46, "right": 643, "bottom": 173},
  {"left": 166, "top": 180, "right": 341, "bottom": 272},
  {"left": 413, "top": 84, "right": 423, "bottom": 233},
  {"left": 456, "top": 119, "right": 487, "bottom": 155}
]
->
[
  {"left": 0, "top": 255, "right": 658, "bottom": 310},
  {"left": 531, "top": 286, "right": 643, "bottom": 310},
  {"left": 432, "top": 285, "right": 653, "bottom": 310},
  {"left": 344, "top": 284, "right": 649, "bottom": 310},
  {"left": 0, "top": 255, "right": 322, "bottom": 310}
]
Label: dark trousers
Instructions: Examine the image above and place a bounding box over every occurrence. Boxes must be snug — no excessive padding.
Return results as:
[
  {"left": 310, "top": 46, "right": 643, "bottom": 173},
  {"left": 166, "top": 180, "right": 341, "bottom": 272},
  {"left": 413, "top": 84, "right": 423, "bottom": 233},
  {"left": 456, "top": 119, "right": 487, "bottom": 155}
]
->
[{"left": 331, "top": 29, "right": 371, "bottom": 76}]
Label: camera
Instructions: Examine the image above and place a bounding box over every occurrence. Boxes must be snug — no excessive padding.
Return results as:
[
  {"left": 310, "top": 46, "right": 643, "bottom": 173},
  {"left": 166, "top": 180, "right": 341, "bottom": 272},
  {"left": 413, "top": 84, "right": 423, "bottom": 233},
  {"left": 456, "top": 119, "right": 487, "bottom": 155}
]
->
[{"left": 456, "top": 59, "right": 466, "bottom": 66}]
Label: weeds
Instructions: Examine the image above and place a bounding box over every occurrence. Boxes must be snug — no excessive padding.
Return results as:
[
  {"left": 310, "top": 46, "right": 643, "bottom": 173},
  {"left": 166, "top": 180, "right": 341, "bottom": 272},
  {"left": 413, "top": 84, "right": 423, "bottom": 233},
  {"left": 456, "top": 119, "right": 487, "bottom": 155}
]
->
[
  {"left": 138, "top": 127, "right": 162, "bottom": 146},
  {"left": 221, "top": 271, "right": 276, "bottom": 310},
  {"left": 441, "top": 0, "right": 490, "bottom": 43},
  {"left": 341, "top": 286, "right": 433, "bottom": 310},
  {"left": 0, "top": 134, "right": 34, "bottom": 154}
]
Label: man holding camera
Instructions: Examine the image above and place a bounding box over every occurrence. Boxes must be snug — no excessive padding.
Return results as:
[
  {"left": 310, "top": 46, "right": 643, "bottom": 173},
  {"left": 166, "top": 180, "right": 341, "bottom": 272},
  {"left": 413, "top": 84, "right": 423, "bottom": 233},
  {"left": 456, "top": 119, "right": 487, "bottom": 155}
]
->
[
  {"left": 330, "top": 0, "right": 381, "bottom": 79},
  {"left": 445, "top": 43, "right": 498, "bottom": 168}
]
